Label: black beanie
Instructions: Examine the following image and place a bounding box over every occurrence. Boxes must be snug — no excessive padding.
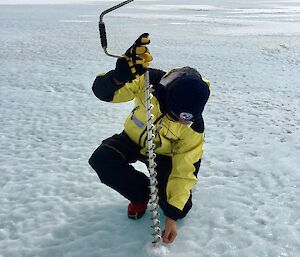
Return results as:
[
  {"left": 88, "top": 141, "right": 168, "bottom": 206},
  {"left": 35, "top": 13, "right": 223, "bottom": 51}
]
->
[{"left": 165, "top": 73, "right": 210, "bottom": 120}]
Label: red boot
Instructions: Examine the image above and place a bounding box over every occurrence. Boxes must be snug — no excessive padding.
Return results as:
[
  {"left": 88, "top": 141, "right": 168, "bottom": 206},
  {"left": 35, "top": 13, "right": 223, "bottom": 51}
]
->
[{"left": 128, "top": 201, "right": 148, "bottom": 219}]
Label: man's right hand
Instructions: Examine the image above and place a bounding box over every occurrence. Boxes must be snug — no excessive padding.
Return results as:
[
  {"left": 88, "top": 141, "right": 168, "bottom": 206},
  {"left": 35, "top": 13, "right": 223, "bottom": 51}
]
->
[
  {"left": 114, "top": 33, "right": 153, "bottom": 83},
  {"left": 162, "top": 217, "right": 177, "bottom": 244}
]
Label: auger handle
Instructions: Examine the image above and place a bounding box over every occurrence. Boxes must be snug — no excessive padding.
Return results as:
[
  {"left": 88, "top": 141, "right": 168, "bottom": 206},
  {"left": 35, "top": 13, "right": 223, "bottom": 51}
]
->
[
  {"left": 99, "top": 21, "right": 107, "bottom": 49},
  {"left": 99, "top": 0, "right": 134, "bottom": 58}
]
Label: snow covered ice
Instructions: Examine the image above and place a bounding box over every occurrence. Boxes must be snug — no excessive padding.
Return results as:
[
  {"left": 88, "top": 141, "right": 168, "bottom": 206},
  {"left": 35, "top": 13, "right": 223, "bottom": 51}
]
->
[{"left": 0, "top": 0, "right": 300, "bottom": 257}]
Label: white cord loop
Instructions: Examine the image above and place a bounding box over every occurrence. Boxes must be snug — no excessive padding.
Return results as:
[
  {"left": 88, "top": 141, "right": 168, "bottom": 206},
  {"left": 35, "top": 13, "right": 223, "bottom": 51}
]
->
[{"left": 144, "top": 71, "right": 162, "bottom": 245}]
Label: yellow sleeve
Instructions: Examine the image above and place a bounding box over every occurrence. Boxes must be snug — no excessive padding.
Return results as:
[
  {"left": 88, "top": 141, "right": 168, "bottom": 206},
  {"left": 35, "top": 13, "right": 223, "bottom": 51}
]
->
[
  {"left": 166, "top": 131, "right": 205, "bottom": 210},
  {"left": 111, "top": 76, "right": 144, "bottom": 103}
]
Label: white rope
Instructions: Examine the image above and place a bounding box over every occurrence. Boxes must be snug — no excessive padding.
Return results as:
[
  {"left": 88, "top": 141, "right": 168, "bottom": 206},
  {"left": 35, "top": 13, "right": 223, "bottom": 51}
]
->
[{"left": 144, "top": 71, "right": 162, "bottom": 245}]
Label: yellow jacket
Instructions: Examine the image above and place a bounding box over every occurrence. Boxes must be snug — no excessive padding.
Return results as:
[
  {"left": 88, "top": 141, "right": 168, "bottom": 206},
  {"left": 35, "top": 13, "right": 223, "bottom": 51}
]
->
[
  {"left": 93, "top": 68, "right": 211, "bottom": 216},
  {"left": 94, "top": 68, "right": 210, "bottom": 212}
]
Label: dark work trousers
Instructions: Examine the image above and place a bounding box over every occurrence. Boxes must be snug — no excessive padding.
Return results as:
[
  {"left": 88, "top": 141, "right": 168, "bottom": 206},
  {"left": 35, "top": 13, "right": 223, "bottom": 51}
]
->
[{"left": 89, "top": 131, "right": 192, "bottom": 219}]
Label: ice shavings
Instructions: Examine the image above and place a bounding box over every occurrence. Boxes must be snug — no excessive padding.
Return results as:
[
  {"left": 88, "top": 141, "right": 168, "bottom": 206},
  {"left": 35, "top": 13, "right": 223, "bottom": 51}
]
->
[{"left": 144, "top": 243, "right": 169, "bottom": 257}]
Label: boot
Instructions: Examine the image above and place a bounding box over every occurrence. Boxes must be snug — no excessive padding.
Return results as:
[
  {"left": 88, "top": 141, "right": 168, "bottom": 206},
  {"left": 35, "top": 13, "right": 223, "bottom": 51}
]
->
[{"left": 127, "top": 201, "right": 148, "bottom": 219}]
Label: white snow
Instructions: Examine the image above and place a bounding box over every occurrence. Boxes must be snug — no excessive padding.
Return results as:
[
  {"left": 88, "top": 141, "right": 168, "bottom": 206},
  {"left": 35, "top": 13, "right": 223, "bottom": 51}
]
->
[{"left": 0, "top": 1, "right": 300, "bottom": 257}]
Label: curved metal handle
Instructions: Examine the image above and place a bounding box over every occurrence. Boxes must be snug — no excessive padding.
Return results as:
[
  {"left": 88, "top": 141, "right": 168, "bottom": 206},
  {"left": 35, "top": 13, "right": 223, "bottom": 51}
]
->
[{"left": 99, "top": 0, "right": 134, "bottom": 58}]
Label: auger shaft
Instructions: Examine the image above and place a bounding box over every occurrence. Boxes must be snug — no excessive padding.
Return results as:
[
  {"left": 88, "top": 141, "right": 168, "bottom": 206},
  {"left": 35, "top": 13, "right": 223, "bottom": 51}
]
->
[{"left": 144, "top": 71, "right": 162, "bottom": 245}]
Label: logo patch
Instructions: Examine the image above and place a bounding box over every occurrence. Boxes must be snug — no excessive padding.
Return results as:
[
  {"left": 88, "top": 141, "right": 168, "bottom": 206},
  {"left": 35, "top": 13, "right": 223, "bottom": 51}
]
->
[{"left": 179, "top": 112, "right": 193, "bottom": 121}]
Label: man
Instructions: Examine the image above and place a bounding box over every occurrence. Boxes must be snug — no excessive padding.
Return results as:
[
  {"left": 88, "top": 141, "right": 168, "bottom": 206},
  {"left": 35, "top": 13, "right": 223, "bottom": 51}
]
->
[{"left": 89, "top": 33, "right": 210, "bottom": 244}]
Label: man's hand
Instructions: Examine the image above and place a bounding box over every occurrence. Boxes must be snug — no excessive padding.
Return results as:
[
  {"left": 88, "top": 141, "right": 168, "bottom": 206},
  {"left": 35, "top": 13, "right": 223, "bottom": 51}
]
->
[
  {"left": 162, "top": 217, "right": 177, "bottom": 244},
  {"left": 114, "top": 33, "right": 153, "bottom": 83}
]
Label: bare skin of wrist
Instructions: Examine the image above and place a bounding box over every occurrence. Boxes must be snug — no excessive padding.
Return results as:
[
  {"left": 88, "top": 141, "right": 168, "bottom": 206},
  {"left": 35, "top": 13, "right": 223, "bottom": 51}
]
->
[{"left": 162, "top": 217, "right": 177, "bottom": 244}]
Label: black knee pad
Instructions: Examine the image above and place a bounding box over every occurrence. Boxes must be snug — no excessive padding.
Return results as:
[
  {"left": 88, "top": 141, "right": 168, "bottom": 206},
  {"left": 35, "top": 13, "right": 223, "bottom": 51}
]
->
[
  {"left": 89, "top": 145, "right": 109, "bottom": 177},
  {"left": 89, "top": 144, "right": 123, "bottom": 181},
  {"left": 89, "top": 146, "right": 103, "bottom": 170}
]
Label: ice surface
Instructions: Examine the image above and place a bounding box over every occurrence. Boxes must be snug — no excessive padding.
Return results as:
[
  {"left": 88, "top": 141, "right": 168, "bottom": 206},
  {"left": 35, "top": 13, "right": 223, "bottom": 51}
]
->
[{"left": 0, "top": 1, "right": 300, "bottom": 257}]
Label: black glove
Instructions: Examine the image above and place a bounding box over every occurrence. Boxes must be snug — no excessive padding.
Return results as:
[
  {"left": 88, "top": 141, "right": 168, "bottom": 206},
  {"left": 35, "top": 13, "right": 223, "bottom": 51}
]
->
[{"left": 114, "top": 33, "right": 153, "bottom": 83}]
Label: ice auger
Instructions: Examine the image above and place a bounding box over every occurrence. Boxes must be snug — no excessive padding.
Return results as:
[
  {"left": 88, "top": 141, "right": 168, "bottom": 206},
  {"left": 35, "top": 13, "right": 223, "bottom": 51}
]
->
[{"left": 98, "top": 0, "right": 162, "bottom": 245}]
